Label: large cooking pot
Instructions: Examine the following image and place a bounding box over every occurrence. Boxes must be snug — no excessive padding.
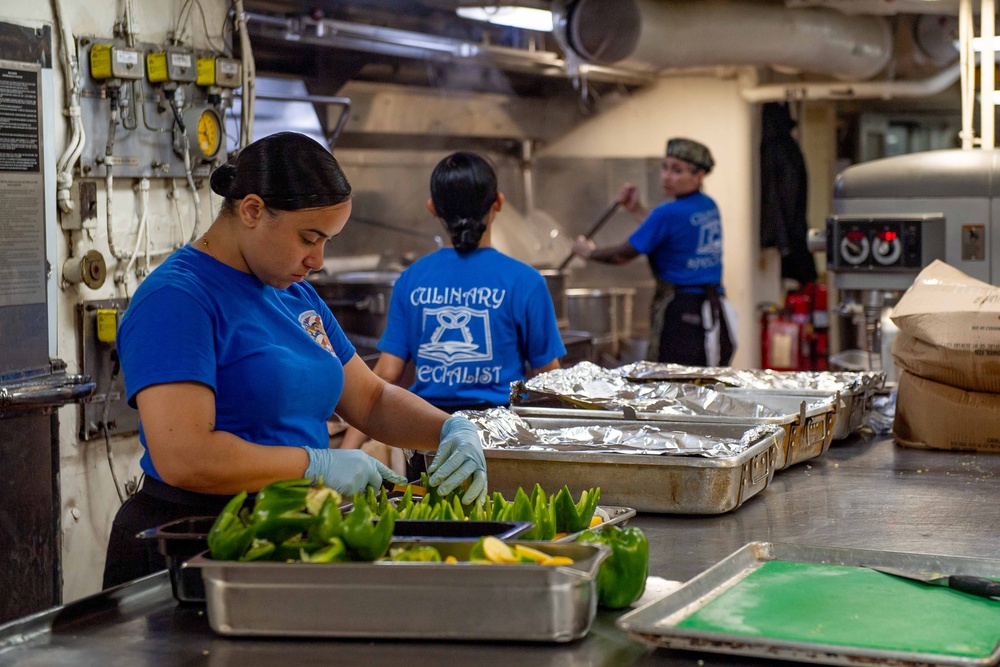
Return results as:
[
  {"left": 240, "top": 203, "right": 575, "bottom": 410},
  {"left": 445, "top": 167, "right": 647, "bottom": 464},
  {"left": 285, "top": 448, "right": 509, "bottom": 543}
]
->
[
  {"left": 536, "top": 269, "right": 569, "bottom": 328},
  {"left": 307, "top": 271, "right": 400, "bottom": 339},
  {"left": 565, "top": 287, "right": 635, "bottom": 355}
]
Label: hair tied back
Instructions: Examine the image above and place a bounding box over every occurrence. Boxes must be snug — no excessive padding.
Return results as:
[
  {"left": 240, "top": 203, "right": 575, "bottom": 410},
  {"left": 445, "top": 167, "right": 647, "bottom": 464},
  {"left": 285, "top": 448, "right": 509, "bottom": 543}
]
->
[{"left": 209, "top": 162, "right": 238, "bottom": 198}]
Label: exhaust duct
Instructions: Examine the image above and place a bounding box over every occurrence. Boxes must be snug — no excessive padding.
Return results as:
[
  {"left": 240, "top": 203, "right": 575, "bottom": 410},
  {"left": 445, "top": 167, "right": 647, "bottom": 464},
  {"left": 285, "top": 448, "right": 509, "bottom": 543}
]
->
[{"left": 556, "top": 0, "right": 894, "bottom": 81}]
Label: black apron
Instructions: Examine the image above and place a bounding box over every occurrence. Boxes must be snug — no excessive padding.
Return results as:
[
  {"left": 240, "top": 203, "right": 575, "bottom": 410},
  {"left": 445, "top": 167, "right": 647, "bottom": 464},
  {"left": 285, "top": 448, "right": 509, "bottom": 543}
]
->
[{"left": 652, "top": 279, "right": 737, "bottom": 366}]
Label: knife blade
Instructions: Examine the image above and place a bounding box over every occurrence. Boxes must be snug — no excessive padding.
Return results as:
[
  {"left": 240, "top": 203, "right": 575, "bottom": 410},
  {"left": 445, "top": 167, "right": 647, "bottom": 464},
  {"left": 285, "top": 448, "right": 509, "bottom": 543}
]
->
[{"left": 864, "top": 565, "right": 1000, "bottom": 600}]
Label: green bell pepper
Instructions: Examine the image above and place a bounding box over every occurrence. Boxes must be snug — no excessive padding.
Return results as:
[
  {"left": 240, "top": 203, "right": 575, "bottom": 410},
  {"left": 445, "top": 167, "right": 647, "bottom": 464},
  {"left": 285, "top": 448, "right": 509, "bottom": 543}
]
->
[
  {"left": 552, "top": 486, "right": 602, "bottom": 534},
  {"left": 341, "top": 494, "right": 396, "bottom": 561},
  {"left": 207, "top": 491, "right": 256, "bottom": 561},
  {"left": 577, "top": 525, "right": 649, "bottom": 609}
]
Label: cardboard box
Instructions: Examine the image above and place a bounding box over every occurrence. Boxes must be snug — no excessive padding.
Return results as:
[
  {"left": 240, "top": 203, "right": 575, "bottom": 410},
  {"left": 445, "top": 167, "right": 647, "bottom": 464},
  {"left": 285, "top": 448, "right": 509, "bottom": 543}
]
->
[
  {"left": 893, "top": 370, "right": 1000, "bottom": 453},
  {"left": 892, "top": 329, "right": 1000, "bottom": 393},
  {"left": 890, "top": 260, "right": 1000, "bottom": 393}
]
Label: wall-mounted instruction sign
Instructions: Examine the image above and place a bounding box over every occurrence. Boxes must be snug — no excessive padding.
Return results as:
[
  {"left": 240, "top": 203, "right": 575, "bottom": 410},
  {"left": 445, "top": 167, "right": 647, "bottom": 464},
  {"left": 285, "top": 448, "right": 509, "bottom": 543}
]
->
[{"left": 0, "top": 59, "right": 45, "bottom": 307}]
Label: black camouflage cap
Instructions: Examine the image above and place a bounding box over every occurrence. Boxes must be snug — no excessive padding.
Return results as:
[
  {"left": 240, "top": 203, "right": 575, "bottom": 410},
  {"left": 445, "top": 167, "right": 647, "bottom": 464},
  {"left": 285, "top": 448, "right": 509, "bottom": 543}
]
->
[{"left": 665, "top": 137, "right": 714, "bottom": 173}]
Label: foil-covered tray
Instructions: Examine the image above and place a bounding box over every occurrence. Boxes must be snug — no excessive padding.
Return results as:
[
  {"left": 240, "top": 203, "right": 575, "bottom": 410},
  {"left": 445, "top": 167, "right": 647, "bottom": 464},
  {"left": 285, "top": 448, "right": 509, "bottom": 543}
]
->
[
  {"left": 618, "top": 542, "right": 1000, "bottom": 667},
  {"left": 187, "top": 540, "right": 609, "bottom": 642},
  {"left": 474, "top": 412, "right": 782, "bottom": 514},
  {"left": 621, "top": 362, "right": 886, "bottom": 440},
  {"left": 510, "top": 363, "right": 836, "bottom": 469}
]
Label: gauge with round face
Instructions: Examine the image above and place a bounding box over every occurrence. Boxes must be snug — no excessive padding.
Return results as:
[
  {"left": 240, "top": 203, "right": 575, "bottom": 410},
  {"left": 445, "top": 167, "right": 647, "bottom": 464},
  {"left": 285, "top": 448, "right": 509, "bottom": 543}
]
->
[{"left": 194, "top": 108, "right": 222, "bottom": 159}]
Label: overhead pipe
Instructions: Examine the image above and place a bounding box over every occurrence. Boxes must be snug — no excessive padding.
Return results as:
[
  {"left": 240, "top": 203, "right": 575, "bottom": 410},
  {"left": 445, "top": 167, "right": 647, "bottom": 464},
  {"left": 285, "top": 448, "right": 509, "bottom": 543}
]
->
[
  {"left": 245, "top": 12, "right": 654, "bottom": 87},
  {"left": 556, "top": 0, "right": 894, "bottom": 82},
  {"left": 739, "top": 61, "right": 961, "bottom": 103}
]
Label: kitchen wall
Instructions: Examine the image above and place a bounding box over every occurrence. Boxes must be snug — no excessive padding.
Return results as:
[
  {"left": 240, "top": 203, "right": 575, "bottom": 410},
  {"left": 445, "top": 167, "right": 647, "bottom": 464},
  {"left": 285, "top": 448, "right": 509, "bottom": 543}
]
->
[
  {"left": 542, "top": 73, "right": 783, "bottom": 367},
  {"left": 2, "top": 0, "right": 227, "bottom": 602},
  {"left": 2, "top": 0, "right": 822, "bottom": 604}
]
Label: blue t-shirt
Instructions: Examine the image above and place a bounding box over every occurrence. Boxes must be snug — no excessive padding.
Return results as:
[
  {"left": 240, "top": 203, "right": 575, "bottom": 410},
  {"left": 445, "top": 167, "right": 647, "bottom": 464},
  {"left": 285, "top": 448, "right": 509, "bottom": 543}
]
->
[
  {"left": 377, "top": 248, "right": 566, "bottom": 408},
  {"left": 628, "top": 191, "right": 723, "bottom": 286},
  {"left": 118, "top": 245, "right": 356, "bottom": 481}
]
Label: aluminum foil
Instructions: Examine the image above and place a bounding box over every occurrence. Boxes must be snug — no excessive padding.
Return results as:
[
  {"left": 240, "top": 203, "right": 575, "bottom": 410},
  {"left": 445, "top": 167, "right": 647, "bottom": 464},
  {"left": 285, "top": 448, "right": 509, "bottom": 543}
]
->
[
  {"left": 621, "top": 361, "right": 884, "bottom": 393},
  {"left": 459, "top": 407, "right": 780, "bottom": 458},
  {"left": 513, "top": 362, "right": 781, "bottom": 418}
]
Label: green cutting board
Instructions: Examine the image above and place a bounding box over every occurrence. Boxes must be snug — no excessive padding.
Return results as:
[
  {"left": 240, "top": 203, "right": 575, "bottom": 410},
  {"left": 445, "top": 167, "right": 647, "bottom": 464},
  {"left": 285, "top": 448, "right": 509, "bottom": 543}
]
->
[{"left": 677, "top": 560, "right": 1000, "bottom": 659}]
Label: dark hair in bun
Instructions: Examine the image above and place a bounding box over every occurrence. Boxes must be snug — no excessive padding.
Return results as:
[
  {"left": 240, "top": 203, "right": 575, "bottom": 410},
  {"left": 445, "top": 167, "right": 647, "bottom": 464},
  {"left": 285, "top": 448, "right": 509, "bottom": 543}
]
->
[
  {"left": 429, "top": 151, "right": 497, "bottom": 254},
  {"left": 211, "top": 132, "right": 352, "bottom": 214}
]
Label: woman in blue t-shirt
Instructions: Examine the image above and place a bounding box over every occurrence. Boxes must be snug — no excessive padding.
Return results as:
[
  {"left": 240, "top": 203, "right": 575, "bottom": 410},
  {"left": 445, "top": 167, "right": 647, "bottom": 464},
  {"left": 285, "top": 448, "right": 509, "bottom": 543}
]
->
[
  {"left": 341, "top": 152, "right": 566, "bottom": 474},
  {"left": 103, "top": 133, "right": 487, "bottom": 588},
  {"left": 571, "top": 137, "right": 737, "bottom": 366}
]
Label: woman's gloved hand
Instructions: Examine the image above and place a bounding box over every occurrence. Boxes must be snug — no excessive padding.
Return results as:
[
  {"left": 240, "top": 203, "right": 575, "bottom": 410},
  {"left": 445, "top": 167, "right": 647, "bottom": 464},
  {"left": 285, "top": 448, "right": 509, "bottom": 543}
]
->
[
  {"left": 427, "top": 416, "right": 487, "bottom": 505},
  {"left": 304, "top": 447, "right": 406, "bottom": 496}
]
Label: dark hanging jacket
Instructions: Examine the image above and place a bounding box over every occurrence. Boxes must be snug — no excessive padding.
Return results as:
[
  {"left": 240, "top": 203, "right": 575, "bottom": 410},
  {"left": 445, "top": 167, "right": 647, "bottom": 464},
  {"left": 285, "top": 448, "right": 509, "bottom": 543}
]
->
[{"left": 760, "top": 102, "right": 818, "bottom": 285}]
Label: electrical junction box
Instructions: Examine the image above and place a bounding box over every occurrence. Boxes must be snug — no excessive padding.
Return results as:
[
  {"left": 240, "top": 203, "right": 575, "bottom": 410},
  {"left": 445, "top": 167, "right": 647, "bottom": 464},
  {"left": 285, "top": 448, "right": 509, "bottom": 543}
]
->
[
  {"left": 89, "top": 43, "right": 144, "bottom": 80},
  {"left": 147, "top": 47, "right": 197, "bottom": 83},
  {"left": 196, "top": 56, "right": 241, "bottom": 88},
  {"left": 78, "top": 298, "right": 138, "bottom": 441}
]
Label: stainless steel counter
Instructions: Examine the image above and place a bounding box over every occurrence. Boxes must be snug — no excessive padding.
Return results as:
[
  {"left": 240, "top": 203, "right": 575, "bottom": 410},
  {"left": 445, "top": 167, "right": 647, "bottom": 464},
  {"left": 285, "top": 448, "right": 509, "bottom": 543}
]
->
[{"left": 2, "top": 433, "right": 998, "bottom": 667}]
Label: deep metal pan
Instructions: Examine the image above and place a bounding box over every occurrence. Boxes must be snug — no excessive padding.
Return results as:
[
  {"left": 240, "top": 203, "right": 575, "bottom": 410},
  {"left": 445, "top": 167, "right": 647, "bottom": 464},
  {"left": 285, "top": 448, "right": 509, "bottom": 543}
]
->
[
  {"left": 187, "top": 540, "right": 609, "bottom": 642},
  {"left": 485, "top": 421, "right": 780, "bottom": 514}
]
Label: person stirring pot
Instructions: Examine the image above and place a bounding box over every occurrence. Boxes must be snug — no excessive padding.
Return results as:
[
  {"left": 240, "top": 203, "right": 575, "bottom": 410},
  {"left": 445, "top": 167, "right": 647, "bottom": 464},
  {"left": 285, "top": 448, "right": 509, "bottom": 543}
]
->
[
  {"left": 571, "top": 137, "right": 737, "bottom": 366},
  {"left": 103, "top": 132, "right": 486, "bottom": 588},
  {"left": 341, "top": 151, "right": 565, "bottom": 477}
]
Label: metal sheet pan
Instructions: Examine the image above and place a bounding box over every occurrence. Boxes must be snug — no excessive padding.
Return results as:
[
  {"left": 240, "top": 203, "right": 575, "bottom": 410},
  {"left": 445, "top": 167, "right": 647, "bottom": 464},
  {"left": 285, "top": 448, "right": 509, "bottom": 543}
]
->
[
  {"left": 484, "top": 420, "right": 781, "bottom": 514},
  {"left": 552, "top": 505, "right": 636, "bottom": 543},
  {"left": 617, "top": 541, "right": 1000, "bottom": 667},
  {"left": 511, "top": 402, "right": 826, "bottom": 471},
  {"left": 186, "top": 540, "right": 609, "bottom": 642}
]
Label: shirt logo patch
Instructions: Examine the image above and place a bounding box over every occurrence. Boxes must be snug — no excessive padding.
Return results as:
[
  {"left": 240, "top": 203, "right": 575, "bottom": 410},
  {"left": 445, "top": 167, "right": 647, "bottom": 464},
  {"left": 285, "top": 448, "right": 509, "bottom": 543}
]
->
[
  {"left": 417, "top": 306, "right": 493, "bottom": 365},
  {"left": 299, "top": 310, "right": 335, "bottom": 354}
]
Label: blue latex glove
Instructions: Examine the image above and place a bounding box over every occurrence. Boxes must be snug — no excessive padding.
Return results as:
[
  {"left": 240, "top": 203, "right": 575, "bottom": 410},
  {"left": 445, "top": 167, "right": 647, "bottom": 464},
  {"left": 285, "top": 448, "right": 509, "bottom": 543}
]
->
[
  {"left": 304, "top": 447, "right": 406, "bottom": 496},
  {"left": 427, "top": 416, "right": 487, "bottom": 505}
]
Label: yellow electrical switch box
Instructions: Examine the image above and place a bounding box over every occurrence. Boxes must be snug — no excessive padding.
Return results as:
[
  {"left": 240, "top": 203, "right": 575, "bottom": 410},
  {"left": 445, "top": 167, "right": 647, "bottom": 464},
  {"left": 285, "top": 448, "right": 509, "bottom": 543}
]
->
[
  {"left": 90, "top": 43, "right": 144, "bottom": 80},
  {"left": 147, "top": 47, "right": 197, "bottom": 83},
  {"left": 96, "top": 308, "right": 118, "bottom": 344},
  {"left": 196, "top": 57, "right": 242, "bottom": 88}
]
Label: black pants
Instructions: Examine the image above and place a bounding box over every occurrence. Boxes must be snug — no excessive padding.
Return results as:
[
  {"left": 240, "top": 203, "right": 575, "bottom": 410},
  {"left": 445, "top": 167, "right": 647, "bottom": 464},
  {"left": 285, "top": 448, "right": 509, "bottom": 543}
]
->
[
  {"left": 102, "top": 477, "right": 238, "bottom": 590},
  {"left": 659, "top": 291, "right": 735, "bottom": 366}
]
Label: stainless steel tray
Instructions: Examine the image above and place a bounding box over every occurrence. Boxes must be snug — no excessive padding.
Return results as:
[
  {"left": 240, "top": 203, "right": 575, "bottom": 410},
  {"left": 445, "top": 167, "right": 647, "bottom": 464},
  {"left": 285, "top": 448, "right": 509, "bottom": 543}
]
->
[
  {"left": 485, "top": 419, "right": 780, "bottom": 514},
  {"left": 553, "top": 505, "right": 636, "bottom": 542},
  {"left": 719, "top": 385, "right": 864, "bottom": 441},
  {"left": 186, "top": 540, "right": 609, "bottom": 642},
  {"left": 511, "top": 402, "right": 822, "bottom": 471},
  {"left": 617, "top": 541, "right": 1000, "bottom": 667},
  {"left": 710, "top": 391, "right": 837, "bottom": 465}
]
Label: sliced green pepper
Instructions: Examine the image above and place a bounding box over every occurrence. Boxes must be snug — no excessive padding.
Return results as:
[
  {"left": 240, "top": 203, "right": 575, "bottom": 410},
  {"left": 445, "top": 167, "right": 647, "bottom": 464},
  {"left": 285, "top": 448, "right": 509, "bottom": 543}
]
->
[
  {"left": 238, "top": 538, "right": 276, "bottom": 562},
  {"left": 207, "top": 491, "right": 256, "bottom": 561},
  {"left": 300, "top": 538, "right": 348, "bottom": 563},
  {"left": 341, "top": 495, "right": 396, "bottom": 561},
  {"left": 553, "top": 486, "right": 602, "bottom": 534},
  {"left": 577, "top": 525, "right": 649, "bottom": 609},
  {"left": 389, "top": 545, "right": 442, "bottom": 562},
  {"left": 308, "top": 494, "right": 344, "bottom": 543},
  {"left": 532, "top": 491, "right": 557, "bottom": 541},
  {"left": 252, "top": 478, "right": 312, "bottom": 522}
]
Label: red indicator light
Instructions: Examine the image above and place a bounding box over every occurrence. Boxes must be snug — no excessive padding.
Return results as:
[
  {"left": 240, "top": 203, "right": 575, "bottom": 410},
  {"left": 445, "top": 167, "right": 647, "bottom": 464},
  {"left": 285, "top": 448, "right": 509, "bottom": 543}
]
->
[
  {"left": 846, "top": 230, "right": 865, "bottom": 241},
  {"left": 879, "top": 230, "right": 898, "bottom": 242}
]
